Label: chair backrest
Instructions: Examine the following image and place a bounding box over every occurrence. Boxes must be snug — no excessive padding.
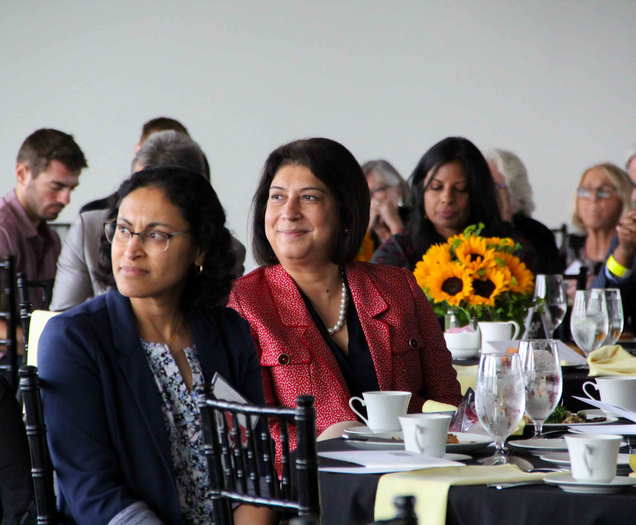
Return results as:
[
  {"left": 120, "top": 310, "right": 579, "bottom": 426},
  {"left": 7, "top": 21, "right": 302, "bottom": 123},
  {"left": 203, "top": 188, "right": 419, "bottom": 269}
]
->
[
  {"left": 19, "top": 365, "right": 58, "bottom": 525},
  {"left": 564, "top": 267, "right": 588, "bottom": 291},
  {"left": 551, "top": 223, "right": 568, "bottom": 250},
  {"left": 368, "top": 495, "right": 418, "bottom": 525},
  {"left": 16, "top": 273, "right": 54, "bottom": 363},
  {"left": 198, "top": 391, "right": 321, "bottom": 525},
  {"left": 0, "top": 256, "right": 19, "bottom": 392}
]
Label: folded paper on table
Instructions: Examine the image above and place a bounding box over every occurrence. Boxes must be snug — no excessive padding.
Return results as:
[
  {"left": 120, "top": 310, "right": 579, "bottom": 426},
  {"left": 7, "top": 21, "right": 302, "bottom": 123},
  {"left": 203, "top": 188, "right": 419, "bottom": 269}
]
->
[
  {"left": 487, "top": 340, "right": 587, "bottom": 365},
  {"left": 27, "top": 310, "right": 60, "bottom": 367},
  {"left": 452, "top": 365, "right": 478, "bottom": 394},
  {"left": 374, "top": 465, "right": 545, "bottom": 525},
  {"left": 318, "top": 450, "right": 463, "bottom": 470},
  {"left": 422, "top": 400, "right": 457, "bottom": 413},
  {"left": 588, "top": 345, "right": 636, "bottom": 377},
  {"left": 573, "top": 395, "right": 636, "bottom": 423}
]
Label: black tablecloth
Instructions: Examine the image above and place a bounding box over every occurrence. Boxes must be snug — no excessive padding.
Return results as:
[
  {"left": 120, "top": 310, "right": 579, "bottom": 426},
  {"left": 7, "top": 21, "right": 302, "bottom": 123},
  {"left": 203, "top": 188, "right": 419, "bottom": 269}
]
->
[{"left": 318, "top": 437, "right": 636, "bottom": 525}]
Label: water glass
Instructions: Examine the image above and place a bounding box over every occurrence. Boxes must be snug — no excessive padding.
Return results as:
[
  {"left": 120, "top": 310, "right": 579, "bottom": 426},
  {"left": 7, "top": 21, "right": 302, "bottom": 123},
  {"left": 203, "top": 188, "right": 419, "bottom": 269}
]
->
[
  {"left": 518, "top": 340, "right": 563, "bottom": 439},
  {"left": 534, "top": 275, "right": 567, "bottom": 339},
  {"left": 602, "top": 289, "right": 624, "bottom": 346},
  {"left": 475, "top": 353, "right": 526, "bottom": 465},
  {"left": 570, "top": 290, "right": 609, "bottom": 356}
]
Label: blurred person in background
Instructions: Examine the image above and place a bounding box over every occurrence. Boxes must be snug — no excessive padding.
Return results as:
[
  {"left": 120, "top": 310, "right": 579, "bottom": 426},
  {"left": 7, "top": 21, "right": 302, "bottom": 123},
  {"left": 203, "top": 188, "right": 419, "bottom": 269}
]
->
[
  {"left": 483, "top": 148, "right": 562, "bottom": 274},
  {"left": 51, "top": 125, "right": 246, "bottom": 311},
  {"left": 562, "top": 163, "right": 633, "bottom": 299},
  {"left": 371, "top": 136, "right": 536, "bottom": 271},
  {"left": 357, "top": 160, "right": 410, "bottom": 261}
]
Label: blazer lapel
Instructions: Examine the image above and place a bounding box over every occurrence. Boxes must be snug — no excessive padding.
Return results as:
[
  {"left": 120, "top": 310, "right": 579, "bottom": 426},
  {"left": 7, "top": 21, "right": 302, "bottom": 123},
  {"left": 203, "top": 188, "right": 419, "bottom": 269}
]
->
[
  {"left": 346, "top": 262, "right": 393, "bottom": 390},
  {"left": 106, "top": 291, "right": 174, "bottom": 478},
  {"left": 266, "top": 265, "right": 350, "bottom": 389}
]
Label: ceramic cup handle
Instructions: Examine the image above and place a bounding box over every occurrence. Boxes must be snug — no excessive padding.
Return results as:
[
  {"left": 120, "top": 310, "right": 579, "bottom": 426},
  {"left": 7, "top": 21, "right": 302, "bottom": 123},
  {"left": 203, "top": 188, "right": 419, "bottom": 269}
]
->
[
  {"left": 415, "top": 424, "right": 425, "bottom": 454},
  {"left": 582, "top": 381, "right": 598, "bottom": 400},
  {"left": 508, "top": 320, "right": 521, "bottom": 340},
  {"left": 348, "top": 397, "right": 370, "bottom": 427}
]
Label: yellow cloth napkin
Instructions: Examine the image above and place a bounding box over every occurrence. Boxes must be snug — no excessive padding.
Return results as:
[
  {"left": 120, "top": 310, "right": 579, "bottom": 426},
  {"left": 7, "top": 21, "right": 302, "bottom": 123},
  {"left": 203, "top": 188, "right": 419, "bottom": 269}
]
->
[
  {"left": 452, "top": 364, "right": 478, "bottom": 394},
  {"left": 27, "top": 310, "right": 59, "bottom": 367},
  {"left": 588, "top": 345, "right": 636, "bottom": 377},
  {"left": 374, "top": 465, "right": 545, "bottom": 524},
  {"left": 422, "top": 400, "right": 457, "bottom": 413}
]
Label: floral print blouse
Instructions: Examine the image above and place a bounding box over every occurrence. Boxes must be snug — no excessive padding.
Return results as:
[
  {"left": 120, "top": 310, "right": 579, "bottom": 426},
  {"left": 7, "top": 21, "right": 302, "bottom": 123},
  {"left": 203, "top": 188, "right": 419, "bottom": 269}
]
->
[{"left": 141, "top": 339, "right": 212, "bottom": 524}]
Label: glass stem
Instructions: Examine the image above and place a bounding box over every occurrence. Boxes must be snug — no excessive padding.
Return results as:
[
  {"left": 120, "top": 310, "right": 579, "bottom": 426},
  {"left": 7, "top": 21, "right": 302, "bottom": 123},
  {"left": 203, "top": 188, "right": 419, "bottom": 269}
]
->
[{"left": 533, "top": 419, "right": 545, "bottom": 438}]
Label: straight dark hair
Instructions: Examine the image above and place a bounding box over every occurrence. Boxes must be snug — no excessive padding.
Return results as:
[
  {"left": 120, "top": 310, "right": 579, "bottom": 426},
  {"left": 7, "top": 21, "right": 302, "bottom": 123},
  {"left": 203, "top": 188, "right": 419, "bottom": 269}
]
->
[
  {"left": 406, "top": 136, "right": 502, "bottom": 268},
  {"left": 94, "top": 166, "right": 235, "bottom": 315},
  {"left": 252, "top": 138, "right": 370, "bottom": 266},
  {"left": 16, "top": 128, "right": 88, "bottom": 177}
]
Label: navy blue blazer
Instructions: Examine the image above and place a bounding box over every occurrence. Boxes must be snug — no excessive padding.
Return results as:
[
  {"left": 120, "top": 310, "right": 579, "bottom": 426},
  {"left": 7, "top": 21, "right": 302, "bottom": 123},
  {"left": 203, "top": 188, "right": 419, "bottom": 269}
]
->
[{"left": 38, "top": 290, "right": 265, "bottom": 524}]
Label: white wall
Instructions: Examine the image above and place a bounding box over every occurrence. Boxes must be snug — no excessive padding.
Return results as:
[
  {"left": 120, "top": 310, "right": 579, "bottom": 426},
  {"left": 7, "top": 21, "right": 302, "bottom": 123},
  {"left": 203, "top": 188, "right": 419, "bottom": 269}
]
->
[{"left": 1, "top": 0, "right": 635, "bottom": 272}]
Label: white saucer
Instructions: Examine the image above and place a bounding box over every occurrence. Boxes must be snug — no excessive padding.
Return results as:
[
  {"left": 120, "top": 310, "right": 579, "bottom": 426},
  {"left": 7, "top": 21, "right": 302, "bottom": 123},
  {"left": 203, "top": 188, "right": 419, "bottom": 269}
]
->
[
  {"left": 343, "top": 426, "right": 402, "bottom": 440},
  {"left": 544, "top": 473, "right": 636, "bottom": 494},
  {"left": 508, "top": 438, "right": 567, "bottom": 453},
  {"left": 540, "top": 452, "right": 633, "bottom": 469}
]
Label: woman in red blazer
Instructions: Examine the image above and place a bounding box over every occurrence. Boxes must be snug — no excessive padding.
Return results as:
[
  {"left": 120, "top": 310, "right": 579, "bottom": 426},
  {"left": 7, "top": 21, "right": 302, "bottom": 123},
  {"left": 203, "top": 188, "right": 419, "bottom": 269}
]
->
[{"left": 229, "top": 138, "right": 462, "bottom": 456}]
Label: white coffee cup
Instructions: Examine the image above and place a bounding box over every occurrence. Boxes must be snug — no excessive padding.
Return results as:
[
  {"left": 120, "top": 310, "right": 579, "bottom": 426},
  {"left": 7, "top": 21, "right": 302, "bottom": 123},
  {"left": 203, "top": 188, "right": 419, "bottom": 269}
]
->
[
  {"left": 582, "top": 376, "right": 636, "bottom": 415},
  {"left": 564, "top": 433, "right": 622, "bottom": 482},
  {"left": 478, "top": 321, "right": 521, "bottom": 353},
  {"left": 349, "top": 391, "right": 412, "bottom": 432},
  {"left": 398, "top": 414, "right": 452, "bottom": 458}
]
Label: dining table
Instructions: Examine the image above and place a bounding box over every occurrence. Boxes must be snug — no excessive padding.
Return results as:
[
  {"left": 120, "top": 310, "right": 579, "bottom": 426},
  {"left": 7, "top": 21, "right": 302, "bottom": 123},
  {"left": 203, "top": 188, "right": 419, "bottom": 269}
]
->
[{"left": 317, "top": 429, "right": 636, "bottom": 525}]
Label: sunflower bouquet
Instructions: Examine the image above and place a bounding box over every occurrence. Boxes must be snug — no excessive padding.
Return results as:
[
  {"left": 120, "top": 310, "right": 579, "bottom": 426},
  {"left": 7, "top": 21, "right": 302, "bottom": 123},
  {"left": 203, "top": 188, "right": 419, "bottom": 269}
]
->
[{"left": 413, "top": 223, "right": 535, "bottom": 327}]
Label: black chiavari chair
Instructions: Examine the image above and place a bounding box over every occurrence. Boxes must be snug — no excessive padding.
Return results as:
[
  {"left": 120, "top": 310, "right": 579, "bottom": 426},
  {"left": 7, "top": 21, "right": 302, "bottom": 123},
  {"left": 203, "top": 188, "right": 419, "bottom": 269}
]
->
[
  {"left": 198, "top": 392, "right": 320, "bottom": 525},
  {"left": 0, "top": 256, "right": 19, "bottom": 392},
  {"left": 19, "top": 365, "right": 58, "bottom": 525},
  {"left": 16, "top": 272, "right": 53, "bottom": 362},
  {"left": 368, "top": 495, "right": 418, "bottom": 525}
]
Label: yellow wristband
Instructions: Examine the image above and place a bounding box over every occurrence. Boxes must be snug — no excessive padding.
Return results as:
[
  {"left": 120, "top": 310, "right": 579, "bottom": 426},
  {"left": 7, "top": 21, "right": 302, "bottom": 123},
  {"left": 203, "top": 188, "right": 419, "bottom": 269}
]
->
[{"left": 607, "top": 255, "right": 633, "bottom": 278}]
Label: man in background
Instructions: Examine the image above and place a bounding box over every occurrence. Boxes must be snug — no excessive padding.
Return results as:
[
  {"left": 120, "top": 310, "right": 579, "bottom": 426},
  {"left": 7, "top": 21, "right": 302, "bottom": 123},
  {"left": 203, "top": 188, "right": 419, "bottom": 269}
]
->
[
  {"left": 0, "top": 129, "right": 87, "bottom": 350},
  {"left": 50, "top": 125, "right": 245, "bottom": 311}
]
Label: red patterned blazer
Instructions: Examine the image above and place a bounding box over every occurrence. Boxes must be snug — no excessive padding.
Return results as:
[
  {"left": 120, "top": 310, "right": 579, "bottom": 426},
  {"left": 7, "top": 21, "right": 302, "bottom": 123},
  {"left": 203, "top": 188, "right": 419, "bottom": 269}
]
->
[{"left": 228, "top": 261, "right": 462, "bottom": 450}]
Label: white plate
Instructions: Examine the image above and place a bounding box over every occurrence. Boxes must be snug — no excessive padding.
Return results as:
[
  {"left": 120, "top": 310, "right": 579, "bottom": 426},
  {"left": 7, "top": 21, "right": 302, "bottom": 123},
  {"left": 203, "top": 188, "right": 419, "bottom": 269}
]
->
[
  {"left": 544, "top": 473, "right": 636, "bottom": 494},
  {"left": 542, "top": 410, "right": 618, "bottom": 430},
  {"left": 508, "top": 437, "right": 568, "bottom": 453},
  {"left": 342, "top": 428, "right": 491, "bottom": 453},
  {"left": 540, "top": 452, "right": 633, "bottom": 471},
  {"left": 447, "top": 432, "right": 493, "bottom": 453}
]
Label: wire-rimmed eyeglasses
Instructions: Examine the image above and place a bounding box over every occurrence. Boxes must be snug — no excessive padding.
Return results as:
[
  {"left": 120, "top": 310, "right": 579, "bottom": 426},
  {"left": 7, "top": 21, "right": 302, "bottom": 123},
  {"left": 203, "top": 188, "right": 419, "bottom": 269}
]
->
[
  {"left": 104, "top": 220, "right": 191, "bottom": 253},
  {"left": 576, "top": 186, "right": 617, "bottom": 200}
]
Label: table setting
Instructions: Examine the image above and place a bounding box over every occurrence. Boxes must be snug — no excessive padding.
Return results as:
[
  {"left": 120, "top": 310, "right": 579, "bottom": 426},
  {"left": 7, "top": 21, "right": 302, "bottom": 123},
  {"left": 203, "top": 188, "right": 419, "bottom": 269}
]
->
[{"left": 317, "top": 335, "right": 636, "bottom": 525}]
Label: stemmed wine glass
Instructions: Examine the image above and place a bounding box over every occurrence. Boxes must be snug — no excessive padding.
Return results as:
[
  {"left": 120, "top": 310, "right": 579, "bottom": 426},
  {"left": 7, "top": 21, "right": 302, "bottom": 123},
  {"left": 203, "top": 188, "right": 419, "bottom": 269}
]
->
[
  {"left": 517, "top": 340, "right": 563, "bottom": 440},
  {"left": 475, "top": 353, "right": 526, "bottom": 465},
  {"left": 602, "top": 289, "right": 624, "bottom": 346},
  {"left": 534, "top": 275, "right": 567, "bottom": 339},
  {"left": 570, "top": 290, "right": 609, "bottom": 356}
]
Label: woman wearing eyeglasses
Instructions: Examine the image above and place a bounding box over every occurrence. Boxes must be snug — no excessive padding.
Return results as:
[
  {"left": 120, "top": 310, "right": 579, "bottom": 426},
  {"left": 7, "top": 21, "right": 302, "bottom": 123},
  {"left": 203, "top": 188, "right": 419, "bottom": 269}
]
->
[
  {"left": 562, "top": 163, "right": 633, "bottom": 297},
  {"left": 38, "top": 167, "right": 275, "bottom": 525},
  {"left": 357, "top": 160, "right": 410, "bottom": 261}
]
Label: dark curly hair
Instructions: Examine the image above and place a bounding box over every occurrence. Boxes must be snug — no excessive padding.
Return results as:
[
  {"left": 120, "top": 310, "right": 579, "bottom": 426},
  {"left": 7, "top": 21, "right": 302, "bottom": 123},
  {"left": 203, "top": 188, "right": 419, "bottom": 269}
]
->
[
  {"left": 252, "top": 138, "right": 370, "bottom": 266},
  {"left": 94, "top": 166, "right": 236, "bottom": 315}
]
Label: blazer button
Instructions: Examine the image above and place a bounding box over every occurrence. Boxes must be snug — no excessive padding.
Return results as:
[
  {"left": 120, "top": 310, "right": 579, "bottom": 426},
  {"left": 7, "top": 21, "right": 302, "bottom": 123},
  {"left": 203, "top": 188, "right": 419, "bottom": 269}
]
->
[
  {"left": 278, "top": 353, "right": 291, "bottom": 365},
  {"left": 409, "top": 338, "right": 419, "bottom": 349}
]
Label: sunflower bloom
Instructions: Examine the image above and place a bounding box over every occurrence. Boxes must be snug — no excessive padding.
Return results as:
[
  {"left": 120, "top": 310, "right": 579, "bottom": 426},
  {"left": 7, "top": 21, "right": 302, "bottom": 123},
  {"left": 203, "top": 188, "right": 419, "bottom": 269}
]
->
[
  {"left": 496, "top": 252, "right": 535, "bottom": 294},
  {"left": 469, "top": 267, "right": 508, "bottom": 307},
  {"left": 424, "top": 262, "right": 473, "bottom": 307},
  {"left": 455, "top": 235, "right": 497, "bottom": 272}
]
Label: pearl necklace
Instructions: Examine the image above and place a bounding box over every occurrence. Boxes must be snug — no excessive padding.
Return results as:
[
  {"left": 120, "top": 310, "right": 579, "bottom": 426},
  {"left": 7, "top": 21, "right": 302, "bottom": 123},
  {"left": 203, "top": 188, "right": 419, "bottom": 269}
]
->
[{"left": 327, "top": 269, "right": 348, "bottom": 335}]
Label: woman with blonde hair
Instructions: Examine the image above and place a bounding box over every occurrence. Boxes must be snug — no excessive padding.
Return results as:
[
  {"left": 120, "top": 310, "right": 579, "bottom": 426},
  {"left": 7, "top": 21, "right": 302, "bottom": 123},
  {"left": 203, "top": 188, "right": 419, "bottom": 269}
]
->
[{"left": 562, "top": 163, "right": 633, "bottom": 291}]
